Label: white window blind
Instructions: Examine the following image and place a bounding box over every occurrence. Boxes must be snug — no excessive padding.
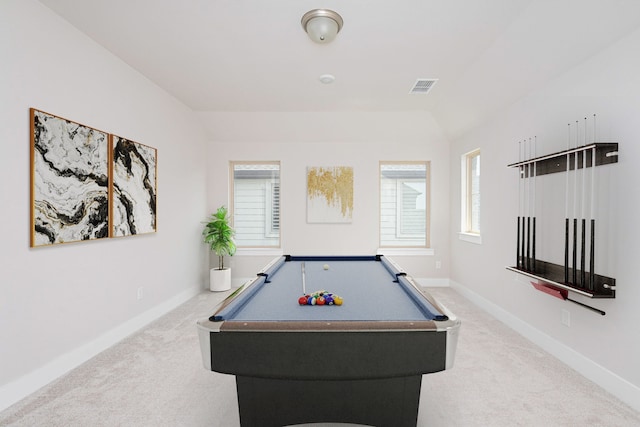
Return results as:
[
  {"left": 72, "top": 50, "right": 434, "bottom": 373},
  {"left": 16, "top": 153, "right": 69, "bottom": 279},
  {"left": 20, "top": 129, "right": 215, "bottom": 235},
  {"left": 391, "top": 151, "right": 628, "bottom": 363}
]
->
[{"left": 231, "top": 162, "right": 280, "bottom": 247}]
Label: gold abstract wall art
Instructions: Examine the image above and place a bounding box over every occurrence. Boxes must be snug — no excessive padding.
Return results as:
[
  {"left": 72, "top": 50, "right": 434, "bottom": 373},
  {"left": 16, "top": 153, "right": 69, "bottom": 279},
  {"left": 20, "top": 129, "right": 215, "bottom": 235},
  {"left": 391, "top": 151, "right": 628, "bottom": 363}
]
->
[{"left": 307, "top": 166, "right": 353, "bottom": 223}]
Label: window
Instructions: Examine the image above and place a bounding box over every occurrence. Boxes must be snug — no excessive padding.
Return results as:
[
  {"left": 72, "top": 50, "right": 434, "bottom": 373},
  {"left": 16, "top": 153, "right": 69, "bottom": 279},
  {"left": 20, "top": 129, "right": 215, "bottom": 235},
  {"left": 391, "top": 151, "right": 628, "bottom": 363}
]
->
[
  {"left": 230, "top": 162, "right": 280, "bottom": 247},
  {"left": 461, "top": 149, "right": 481, "bottom": 239},
  {"left": 379, "top": 162, "right": 429, "bottom": 247}
]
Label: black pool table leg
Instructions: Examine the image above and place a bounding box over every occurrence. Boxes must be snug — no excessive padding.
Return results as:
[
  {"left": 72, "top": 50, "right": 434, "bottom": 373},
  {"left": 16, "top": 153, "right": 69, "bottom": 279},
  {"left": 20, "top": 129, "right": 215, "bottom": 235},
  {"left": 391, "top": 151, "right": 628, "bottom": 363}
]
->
[{"left": 235, "top": 375, "right": 422, "bottom": 427}]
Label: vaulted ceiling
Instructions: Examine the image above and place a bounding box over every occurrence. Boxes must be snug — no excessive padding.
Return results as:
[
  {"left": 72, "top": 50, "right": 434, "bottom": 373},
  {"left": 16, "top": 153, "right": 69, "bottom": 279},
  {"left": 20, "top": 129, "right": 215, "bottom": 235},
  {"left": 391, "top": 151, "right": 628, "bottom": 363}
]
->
[{"left": 39, "top": 0, "right": 640, "bottom": 138}]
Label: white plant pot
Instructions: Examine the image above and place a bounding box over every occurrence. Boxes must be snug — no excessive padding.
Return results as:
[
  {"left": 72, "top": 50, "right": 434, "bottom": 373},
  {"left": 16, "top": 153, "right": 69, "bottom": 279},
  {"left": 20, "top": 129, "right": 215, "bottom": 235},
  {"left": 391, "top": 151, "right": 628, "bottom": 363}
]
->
[{"left": 210, "top": 268, "right": 231, "bottom": 292}]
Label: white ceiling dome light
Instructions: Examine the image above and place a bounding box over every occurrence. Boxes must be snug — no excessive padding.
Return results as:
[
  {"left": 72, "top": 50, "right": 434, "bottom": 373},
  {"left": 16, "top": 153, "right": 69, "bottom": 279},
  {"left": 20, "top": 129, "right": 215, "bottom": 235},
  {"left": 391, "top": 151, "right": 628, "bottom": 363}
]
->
[
  {"left": 319, "top": 74, "right": 335, "bottom": 84},
  {"left": 301, "top": 9, "right": 343, "bottom": 44}
]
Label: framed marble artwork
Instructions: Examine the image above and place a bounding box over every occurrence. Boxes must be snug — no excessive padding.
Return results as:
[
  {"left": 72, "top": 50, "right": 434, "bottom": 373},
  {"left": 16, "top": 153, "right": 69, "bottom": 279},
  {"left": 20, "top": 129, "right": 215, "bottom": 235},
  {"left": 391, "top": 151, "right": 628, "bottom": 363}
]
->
[
  {"left": 30, "top": 109, "right": 110, "bottom": 247},
  {"left": 110, "top": 135, "right": 157, "bottom": 237},
  {"left": 306, "top": 166, "right": 353, "bottom": 223}
]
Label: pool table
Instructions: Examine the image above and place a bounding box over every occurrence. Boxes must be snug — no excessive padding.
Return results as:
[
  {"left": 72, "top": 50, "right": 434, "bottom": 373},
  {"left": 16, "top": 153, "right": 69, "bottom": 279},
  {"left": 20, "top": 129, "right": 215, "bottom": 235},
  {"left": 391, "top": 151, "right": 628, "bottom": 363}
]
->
[{"left": 197, "top": 255, "right": 460, "bottom": 427}]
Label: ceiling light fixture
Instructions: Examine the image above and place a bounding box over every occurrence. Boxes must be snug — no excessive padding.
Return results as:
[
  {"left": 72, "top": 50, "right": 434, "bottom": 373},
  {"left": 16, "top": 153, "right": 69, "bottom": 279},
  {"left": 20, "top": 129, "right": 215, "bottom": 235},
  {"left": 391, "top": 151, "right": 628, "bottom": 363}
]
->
[
  {"left": 319, "top": 74, "right": 335, "bottom": 84},
  {"left": 301, "top": 9, "right": 343, "bottom": 44}
]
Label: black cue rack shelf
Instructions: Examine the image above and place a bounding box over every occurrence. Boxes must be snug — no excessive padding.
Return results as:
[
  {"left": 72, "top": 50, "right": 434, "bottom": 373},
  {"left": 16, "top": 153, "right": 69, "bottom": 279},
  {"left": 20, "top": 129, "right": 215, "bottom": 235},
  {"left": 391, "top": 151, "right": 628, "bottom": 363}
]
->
[
  {"left": 506, "top": 142, "right": 618, "bottom": 308},
  {"left": 507, "top": 142, "right": 618, "bottom": 176},
  {"left": 506, "top": 263, "right": 615, "bottom": 299}
]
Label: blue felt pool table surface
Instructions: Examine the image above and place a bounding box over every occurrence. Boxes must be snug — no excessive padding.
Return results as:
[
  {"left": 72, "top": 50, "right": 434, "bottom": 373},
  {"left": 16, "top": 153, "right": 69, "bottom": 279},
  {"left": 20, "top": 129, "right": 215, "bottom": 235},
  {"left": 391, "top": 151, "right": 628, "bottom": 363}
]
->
[{"left": 213, "top": 255, "right": 446, "bottom": 324}]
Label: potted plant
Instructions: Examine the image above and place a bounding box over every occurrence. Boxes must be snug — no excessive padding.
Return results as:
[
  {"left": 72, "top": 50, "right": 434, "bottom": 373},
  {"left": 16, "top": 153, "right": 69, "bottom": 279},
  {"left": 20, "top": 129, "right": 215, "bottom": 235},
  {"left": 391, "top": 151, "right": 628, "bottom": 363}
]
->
[{"left": 203, "top": 206, "right": 236, "bottom": 291}]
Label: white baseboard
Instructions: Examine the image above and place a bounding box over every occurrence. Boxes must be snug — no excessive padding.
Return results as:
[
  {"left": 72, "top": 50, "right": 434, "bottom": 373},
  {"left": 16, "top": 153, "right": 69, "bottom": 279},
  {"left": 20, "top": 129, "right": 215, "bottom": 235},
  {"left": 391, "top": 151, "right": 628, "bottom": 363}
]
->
[
  {"left": 0, "top": 285, "right": 202, "bottom": 413},
  {"left": 449, "top": 280, "right": 640, "bottom": 413}
]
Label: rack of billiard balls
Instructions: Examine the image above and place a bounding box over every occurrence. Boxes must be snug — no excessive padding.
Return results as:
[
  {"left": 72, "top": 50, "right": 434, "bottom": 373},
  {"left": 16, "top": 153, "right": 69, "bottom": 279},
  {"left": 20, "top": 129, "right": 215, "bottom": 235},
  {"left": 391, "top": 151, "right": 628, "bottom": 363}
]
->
[{"left": 298, "top": 290, "right": 343, "bottom": 306}]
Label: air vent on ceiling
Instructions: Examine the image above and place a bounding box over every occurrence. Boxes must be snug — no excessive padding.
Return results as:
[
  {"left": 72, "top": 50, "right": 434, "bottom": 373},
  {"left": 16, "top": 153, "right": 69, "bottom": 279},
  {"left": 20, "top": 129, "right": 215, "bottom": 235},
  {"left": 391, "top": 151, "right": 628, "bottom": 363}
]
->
[{"left": 409, "top": 79, "right": 438, "bottom": 95}]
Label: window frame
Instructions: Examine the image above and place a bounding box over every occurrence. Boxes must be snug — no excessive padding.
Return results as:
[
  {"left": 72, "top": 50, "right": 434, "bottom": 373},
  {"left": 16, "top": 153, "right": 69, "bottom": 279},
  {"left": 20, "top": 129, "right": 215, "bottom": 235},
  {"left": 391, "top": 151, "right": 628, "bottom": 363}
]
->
[
  {"left": 379, "top": 160, "right": 430, "bottom": 249},
  {"left": 460, "top": 149, "right": 482, "bottom": 244}
]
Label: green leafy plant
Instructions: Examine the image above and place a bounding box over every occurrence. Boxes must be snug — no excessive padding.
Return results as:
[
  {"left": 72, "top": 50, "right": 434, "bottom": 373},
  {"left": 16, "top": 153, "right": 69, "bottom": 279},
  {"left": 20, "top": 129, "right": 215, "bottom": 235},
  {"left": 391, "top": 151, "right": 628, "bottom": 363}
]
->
[{"left": 203, "top": 206, "right": 236, "bottom": 270}]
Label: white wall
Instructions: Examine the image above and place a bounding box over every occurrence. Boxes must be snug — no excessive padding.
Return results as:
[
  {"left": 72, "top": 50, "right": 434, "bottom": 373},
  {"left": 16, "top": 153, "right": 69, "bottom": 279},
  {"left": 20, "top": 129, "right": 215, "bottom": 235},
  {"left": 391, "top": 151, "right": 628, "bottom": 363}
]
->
[
  {"left": 0, "top": 0, "right": 209, "bottom": 410},
  {"left": 197, "top": 111, "right": 451, "bottom": 284},
  {"left": 5, "top": 0, "right": 638, "bottom": 416},
  {"left": 449, "top": 26, "right": 640, "bottom": 410}
]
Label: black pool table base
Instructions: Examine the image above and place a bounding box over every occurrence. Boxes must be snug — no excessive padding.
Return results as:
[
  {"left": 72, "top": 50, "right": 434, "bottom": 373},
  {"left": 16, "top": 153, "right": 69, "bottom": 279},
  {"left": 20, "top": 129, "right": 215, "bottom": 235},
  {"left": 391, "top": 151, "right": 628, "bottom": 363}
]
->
[{"left": 236, "top": 375, "right": 422, "bottom": 427}]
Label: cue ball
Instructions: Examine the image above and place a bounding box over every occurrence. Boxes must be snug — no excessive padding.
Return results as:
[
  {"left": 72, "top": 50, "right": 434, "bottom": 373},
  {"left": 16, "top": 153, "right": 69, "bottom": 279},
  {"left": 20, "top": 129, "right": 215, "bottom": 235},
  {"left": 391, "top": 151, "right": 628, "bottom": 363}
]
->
[{"left": 323, "top": 264, "right": 329, "bottom": 270}]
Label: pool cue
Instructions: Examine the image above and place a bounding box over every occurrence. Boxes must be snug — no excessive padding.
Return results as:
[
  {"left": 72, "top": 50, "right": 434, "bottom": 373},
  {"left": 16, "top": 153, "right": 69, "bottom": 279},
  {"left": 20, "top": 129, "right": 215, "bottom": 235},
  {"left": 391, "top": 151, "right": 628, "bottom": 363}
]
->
[
  {"left": 589, "top": 114, "right": 597, "bottom": 291},
  {"left": 521, "top": 204, "right": 526, "bottom": 269},
  {"left": 301, "top": 262, "right": 306, "bottom": 295},
  {"left": 532, "top": 137, "right": 536, "bottom": 273},
  {"left": 517, "top": 208, "right": 521, "bottom": 268},
  {"left": 520, "top": 144, "right": 526, "bottom": 270},
  {"left": 517, "top": 141, "right": 521, "bottom": 269},
  {"left": 524, "top": 139, "right": 531, "bottom": 271},
  {"left": 589, "top": 145, "right": 596, "bottom": 291},
  {"left": 566, "top": 296, "right": 606, "bottom": 316},
  {"left": 526, "top": 138, "right": 533, "bottom": 271},
  {"left": 526, "top": 200, "right": 530, "bottom": 271},
  {"left": 580, "top": 118, "right": 589, "bottom": 288},
  {"left": 572, "top": 121, "right": 579, "bottom": 286},
  {"left": 520, "top": 141, "right": 526, "bottom": 270},
  {"left": 564, "top": 124, "right": 570, "bottom": 284}
]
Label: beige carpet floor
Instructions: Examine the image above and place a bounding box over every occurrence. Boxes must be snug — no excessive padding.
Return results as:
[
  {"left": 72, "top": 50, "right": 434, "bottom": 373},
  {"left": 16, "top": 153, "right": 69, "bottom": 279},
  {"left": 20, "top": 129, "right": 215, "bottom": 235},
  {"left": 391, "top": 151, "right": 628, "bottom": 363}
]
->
[{"left": 1, "top": 287, "right": 639, "bottom": 427}]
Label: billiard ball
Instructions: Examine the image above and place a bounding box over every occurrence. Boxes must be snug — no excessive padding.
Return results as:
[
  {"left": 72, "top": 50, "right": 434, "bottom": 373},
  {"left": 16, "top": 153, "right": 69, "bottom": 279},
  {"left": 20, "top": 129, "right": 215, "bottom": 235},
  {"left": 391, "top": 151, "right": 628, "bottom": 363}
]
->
[
  {"left": 317, "top": 296, "right": 326, "bottom": 305},
  {"left": 333, "top": 296, "right": 343, "bottom": 305},
  {"left": 324, "top": 296, "right": 334, "bottom": 305},
  {"left": 323, "top": 264, "right": 329, "bottom": 270},
  {"left": 298, "top": 296, "right": 308, "bottom": 305}
]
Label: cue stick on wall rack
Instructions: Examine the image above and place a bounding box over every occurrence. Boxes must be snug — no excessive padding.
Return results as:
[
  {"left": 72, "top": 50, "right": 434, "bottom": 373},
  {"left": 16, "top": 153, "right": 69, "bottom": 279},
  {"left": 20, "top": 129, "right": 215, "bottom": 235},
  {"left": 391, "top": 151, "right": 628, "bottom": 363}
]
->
[
  {"left": 524, "top": 139, "right": 528, "bottom": 271},
  {"left": 592, "top": 117, "right": 597, "bottom": 290},
  {"left": 518, "top": 140, "right": 526, "bottom": 271},
  {"left": 566, "top": 296, "right": 606, "bottom": 316},
  {"left": 522, "top": 147, "right": 526, "bottom": 271},
  {"left": 301, "top": 262, "right": 306, "bottom": 295},
  {"left": 581, "top": 118, "right": 587, "bottom": 288},
  {"left": 532, "top": 137, "right": 537, "bottom": 273},
  {"left": 564, "top": 123, "right": 570, "bottom": 284},
  {"left": 526, "top": 139, "right": 531, "bottom": 271},
  {"left": 571, "top": 120, "right": 579, "bottom": 285},
  {"left": 589, "top": 147, "right": 596, "bottom": 291},
  {"left": 517, "top": 141, "right": 522, "bottom": 269}
]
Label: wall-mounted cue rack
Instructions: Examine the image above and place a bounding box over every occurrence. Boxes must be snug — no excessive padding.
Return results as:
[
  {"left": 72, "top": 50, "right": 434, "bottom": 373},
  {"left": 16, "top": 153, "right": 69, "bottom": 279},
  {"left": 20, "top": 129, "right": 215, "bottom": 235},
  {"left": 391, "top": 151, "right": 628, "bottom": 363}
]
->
[{"left": 506, "top": 139, "right": 618, "bottom": 315}]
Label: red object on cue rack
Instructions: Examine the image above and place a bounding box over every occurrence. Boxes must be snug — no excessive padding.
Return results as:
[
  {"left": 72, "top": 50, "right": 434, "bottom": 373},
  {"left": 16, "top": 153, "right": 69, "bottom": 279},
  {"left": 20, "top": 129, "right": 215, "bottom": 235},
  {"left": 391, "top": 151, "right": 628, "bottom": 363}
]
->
[
  {"left": 531, "top": 281, "right": 568, "bottom": 300},
  {"left": 531, "top": 281, "right": 606, "bottom": 315}
]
